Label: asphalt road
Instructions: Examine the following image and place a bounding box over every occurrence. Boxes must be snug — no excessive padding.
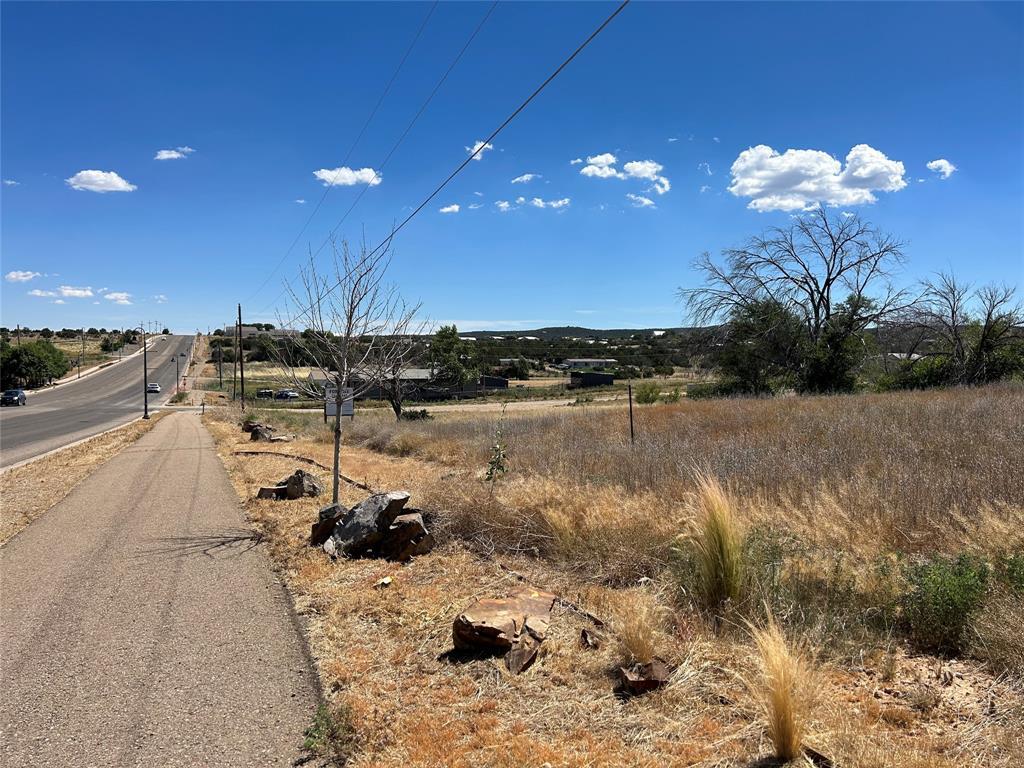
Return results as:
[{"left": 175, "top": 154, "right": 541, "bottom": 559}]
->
[
  {"left": 0, "top": 334, "right": 193, "bottom": 468},
  {"left": 0, "top": 413, "right": 320, "bottom": 766}
]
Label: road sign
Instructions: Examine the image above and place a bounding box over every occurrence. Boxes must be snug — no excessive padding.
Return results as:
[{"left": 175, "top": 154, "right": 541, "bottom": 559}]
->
[{"left": 324, "top": 383, "right": 354, "bottom": 418}]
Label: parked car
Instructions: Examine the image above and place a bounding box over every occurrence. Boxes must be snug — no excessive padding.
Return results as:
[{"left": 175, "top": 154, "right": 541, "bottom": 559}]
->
[
  {"left": 274, "top": 389, "right": 300, "bottom": 400},
  {"left": 146, "top": 382, "right": 162, "bottom": 393},
  {"left": 255, "top": 388, "right": 274, "bottom": 399},
  {"left": 1, "top": 389, "right": 27, "bottom": 406}
]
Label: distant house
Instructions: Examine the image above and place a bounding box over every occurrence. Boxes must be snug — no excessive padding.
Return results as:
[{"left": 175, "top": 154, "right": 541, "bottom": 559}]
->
[
  {"left": 565, "top": 358, "right": 617, "bottom": 370},
  {"left": 517, "top": 336, "right": 540, "bottom": 341},
  {"left": 225, "top": 325, "right": 300, "bottom": 340},
  {"left": 568, "top": 371, "right": 614, "bottom": 388}
]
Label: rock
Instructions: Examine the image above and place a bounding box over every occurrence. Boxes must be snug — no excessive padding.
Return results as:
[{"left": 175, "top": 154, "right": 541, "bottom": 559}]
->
[
  {"left": 328, "top": 491, "right": 411, "bottom": 557},
  {"left": 580, "top": 628, "right": 601, "bottom": 650},
  {"left": 256, "top": 485, "right": 288, "bottom": 500},
  {"left": 376, "top": 512, "right": 434, "bottom": 562},
  {"left": 452, "top": 588, "right": 555, "bottom": 674},
  {"left": 615, "top": 658, "right": 671, "bottom": 697},
  {"left": 310, "top": 502, "right": 345, "bottom": 546},
  {"left": 281, "top": 470, "right": 324, "bottom": 500},
  {"left": 250, "top": 425, "right": 276, "bottom": 441}
]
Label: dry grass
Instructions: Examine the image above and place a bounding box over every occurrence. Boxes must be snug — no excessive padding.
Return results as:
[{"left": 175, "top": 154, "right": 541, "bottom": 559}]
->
[
  {"left": 0, "top": 414, "right": 165, "bottom": 544},
  {"left": 684, "top": 474, "right": 745, "bottom": 616},
  {"left": 744, "top": 616, "right": 819, "bottom": 762},
  {"left": 201, "top": 386, "right": 1024, "bottom": 767}
]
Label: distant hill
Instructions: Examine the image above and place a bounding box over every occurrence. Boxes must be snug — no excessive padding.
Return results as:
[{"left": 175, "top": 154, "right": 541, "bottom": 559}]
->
[{"left": 463, "top": 326, "right": 704, "bottom": 340}]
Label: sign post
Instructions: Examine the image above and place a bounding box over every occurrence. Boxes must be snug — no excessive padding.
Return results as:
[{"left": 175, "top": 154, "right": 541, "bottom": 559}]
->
[{"left": 324, "top": 383, "right": 354, "bottom": 422}]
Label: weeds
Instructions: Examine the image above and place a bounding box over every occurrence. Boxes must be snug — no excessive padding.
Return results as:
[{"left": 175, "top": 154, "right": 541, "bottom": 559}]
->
[
  {"left": 901, "top": 554, "right": 989, "bottom": 654},
  {"left": 303, "top": 702, "right": 357, "bottom": 765}
]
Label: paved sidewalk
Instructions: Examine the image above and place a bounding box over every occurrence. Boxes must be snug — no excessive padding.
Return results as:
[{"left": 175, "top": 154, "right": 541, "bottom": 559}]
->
[{"left": 1, "top": 413, "right": 320, "bottom": 767}]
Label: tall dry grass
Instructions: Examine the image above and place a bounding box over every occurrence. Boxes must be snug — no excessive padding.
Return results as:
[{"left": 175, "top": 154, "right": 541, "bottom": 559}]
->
[
  {"left": 347, "top": 384, "right": 1024, "bottom": 559},
  {"left": 745, "top": 616, "right": 820, "bottom": 762},
  {"left": 683, "top": 473, "right": 744, "bottom": 615}
]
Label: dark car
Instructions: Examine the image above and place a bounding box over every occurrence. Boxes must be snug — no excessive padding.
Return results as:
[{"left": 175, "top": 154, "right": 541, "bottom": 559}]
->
[
  {"left": 256, "top": 388, "right": 274, "bottom": 399},
  {"left": 1, "top": 389, "right": 27, "bottom": 406},
  {"left": 274, "top": 389, "right": 300, "bottom": 400}
]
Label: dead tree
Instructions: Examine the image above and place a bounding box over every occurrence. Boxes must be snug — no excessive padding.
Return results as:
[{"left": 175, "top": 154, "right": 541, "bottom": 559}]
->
[{"left": 276, "top": 238, "right": 420, "bottom": 504}]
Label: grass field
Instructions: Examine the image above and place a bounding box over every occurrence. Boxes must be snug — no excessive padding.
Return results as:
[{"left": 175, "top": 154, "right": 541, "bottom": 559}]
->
[{"left": 206, "top": 383, "right": 1024, "bottom": 767}]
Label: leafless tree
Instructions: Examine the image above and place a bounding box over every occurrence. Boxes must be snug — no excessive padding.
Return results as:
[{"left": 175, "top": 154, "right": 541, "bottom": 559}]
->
[
  {"left": 901, "top": 273, "right": 1022, "bottom": 384},
  {"left": 680, "top": 208, "right": 910, "bottom": 343},
  {"left": 276, "top": 238, "right": 421, "bottom": 504}
]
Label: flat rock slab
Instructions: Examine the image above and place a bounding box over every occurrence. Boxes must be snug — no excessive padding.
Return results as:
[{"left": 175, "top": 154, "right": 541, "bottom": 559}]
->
[
  {"left": 0, "top": 413, "right": 319, "bottom": 766},
  {"left": 453, "top": 588, "right": 556, "bottom": 674}
]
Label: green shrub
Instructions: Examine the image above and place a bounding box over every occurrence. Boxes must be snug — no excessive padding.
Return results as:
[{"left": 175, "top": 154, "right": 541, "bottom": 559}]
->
[
  {"left": 663, "top": 386, "right": 681, "bottom": 403},
  {"left": 400, "top": 408, "right": 431, "bottom": 421},
  {"left": 995, "top": 551, "right": 1024, "bottom": 593},
  {"left": 633, "top": 381, "right": 660, "bottom": 404},
  {"left": 901, "top": 554, "right": 989, "bottom": 654}
]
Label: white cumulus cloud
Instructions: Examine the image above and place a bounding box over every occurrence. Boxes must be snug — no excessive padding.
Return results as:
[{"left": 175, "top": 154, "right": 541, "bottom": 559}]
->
[
  {"left": 439, "top": 203, "right": 460, "bottom": 214},
  {"left": 53, "top": 299, "right": 66, "bottom": 305},
  {"left": 467, "top": 202, "right": 483, "bottom": 210},
  {"left": 60, "top": 285, "right": 94, "bottom": 298},
  {"left": 581, "top": 153, "right": 671, "bottom": 194},
  {"left": 529, "top": 197, "right": 570, "bottom": 209},
  {"left": 727, "top": 143, "right": 907, "bottom": 212},
  {"left": 66, "top": 170, "right": 137, "bottom": 193},
  {"left": 927, "top": 158, "right": 957, "bottom": 179},
  {"left": 294, "top": 199, "right": 306, "bottom": 204},
  {"left": 511, "top": 173, "right": 541, "bottom": 184},
  {"left": 313, "top": 166, "right": 381, "bottom": 186},
  {"left": 627, "top": 193, "right": 655, "bottom": 208},
  {"left": 5, "top": 270, "right": 40, "bottom": 282},
  {"left": 154, "top": 146, "right": 195, "bottom": 160},
  {"left": 3, "top": 179, "right": 19, "bottom": 186},
  {"left": 569, "top": 157, "right": 583, "bottom": 165},
  {"left": 155, "top": 294, "right": 168, "bottom": 304},
  {"left": 104, "top": 291, "right": 132, "bottom": 305},
  {"left": 699, "top": 185, "right": 712, "bottom": 194},
  {"left": 28, "top": 289, "right": 57, "bottom": 297},
  {"left": 495, "top": 200, "right": 512, "bottom": 212},
  {"left": 465, "top": 140, "right": 494, "bottom": 160}
]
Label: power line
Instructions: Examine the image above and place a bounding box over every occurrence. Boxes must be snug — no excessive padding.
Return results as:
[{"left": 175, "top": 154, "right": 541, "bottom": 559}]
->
[
  {"left": 274, "top": 0, "right": 632, "bottom": 320},
  {"left": 258, "top": 0, "right": 499, "bottom": 315},
  {"left": 247, "top": 1, "right": 440, "bottom": 303}
]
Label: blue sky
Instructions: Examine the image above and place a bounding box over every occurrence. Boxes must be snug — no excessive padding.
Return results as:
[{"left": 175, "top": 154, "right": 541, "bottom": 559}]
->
[{"left": 2, "top": 1, "right": 1022, "bottom": 333}]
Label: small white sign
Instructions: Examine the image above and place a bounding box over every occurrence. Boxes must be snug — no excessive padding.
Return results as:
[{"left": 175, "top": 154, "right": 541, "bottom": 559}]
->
[{"left": 324, "top": 384, "right": 354, "bottom": 417}]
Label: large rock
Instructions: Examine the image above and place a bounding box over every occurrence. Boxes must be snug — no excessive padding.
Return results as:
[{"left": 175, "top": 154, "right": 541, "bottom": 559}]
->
[
  {"left": 376, "top": 512, "right": 434, "bottom": 562},
  {"left": 310, "top": 502, "right": 344, "bottom": 546},
  {"left": 615, "top": 659, "right": 671, "bottom": 697},
  {"left": 453, "top": 589, "right": 555, "bottom": 674},
  {"left": 281, "top": 470, "right": 324, "bottom": 500},
  {"left": 250, "top": 425, "right": 276, "bottom": 441},
  {"left": 329, "top": 491, "right": 411, "bottom": 557}
]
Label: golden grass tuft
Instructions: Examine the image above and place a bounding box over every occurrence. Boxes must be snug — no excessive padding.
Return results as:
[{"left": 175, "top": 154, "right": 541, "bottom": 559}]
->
[
  {"left": 686, "top": 472, "right": 744, "bottom": 615},
  {"left": 745, "top": 615, "right": 819, "bottom": 763}
]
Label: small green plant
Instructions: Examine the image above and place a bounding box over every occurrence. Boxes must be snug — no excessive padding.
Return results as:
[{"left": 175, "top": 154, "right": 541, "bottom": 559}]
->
[
  {"left": 901, "top": 554, "right": 989, "bottom": 654},
  {"left": 484, "top": 405, "right": 509, "bottom": 486},
  {"left": 995, "top": 550, "right": 1024, "bottom": 593},
  {"left": 633, "top": 381, "right": 660, "bottom": 404},
  {"left": 663, "top": 386, "right": 681, "bottom": 403},
  {"left": 303, "top": 702, "right": 357, "bottom": 765}
]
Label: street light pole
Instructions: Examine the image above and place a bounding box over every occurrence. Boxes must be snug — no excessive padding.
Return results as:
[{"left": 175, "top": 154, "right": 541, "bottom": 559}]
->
[
  {"left": 131, "top": 325, "right": 151, "bottom": 419},
  {"left": 172, "top": 356, "right": 179, "bottom": 394}
]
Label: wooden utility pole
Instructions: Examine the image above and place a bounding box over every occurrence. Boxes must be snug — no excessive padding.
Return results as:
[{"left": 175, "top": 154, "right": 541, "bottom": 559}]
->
[
  {"left": 231, "top": 318, "right": 238, "bottom": 400},
  {"left": 217, "top": 342, "right": 223, "bottom": 387},
  {"left": 627, "top": 382, "right": 635, "bottom": 445},
  {"left": 238, "top": 304, "right": 246, "bottom": 411},
  {"left": 79, "top": 328, "right": 84, "bottom": 378},
  {"left": 16, "top": 324, "right": 21, "bottom": 345}
]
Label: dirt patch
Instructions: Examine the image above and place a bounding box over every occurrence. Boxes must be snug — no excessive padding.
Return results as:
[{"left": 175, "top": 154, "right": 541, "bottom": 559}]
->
[{"left": 0, "top": 414, "right": 166, "bottom": 545}]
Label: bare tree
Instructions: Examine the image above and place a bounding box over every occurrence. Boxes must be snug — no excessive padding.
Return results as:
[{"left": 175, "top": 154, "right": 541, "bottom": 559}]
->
[
  {"left": 276, "top": 238, "right": 420, "bottom": 504},
  {"left": 902, "top": 273, "right": 1022, "bottom": 384},
  {"left": 679, "top": 209, "right": 912, "bottom": 390},
  {"left": 681, "top": 208, "right": 909, "bottom": 340}
]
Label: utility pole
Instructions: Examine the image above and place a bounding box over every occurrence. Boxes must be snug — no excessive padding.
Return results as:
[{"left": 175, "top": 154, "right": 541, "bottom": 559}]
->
[
  {"left": 238, "top": 303, "right": 246, "bottom": 412},
  {"left": 16, "top": 324, "right": 21, "bottom": 345},
  {"left": 232, "top": 317, "right": 238, "bottom": 400},
  {"left": 79, "top": 327, "right": 84, "bottom": 378},
  {"left": 627, "top": 382, "right": 635, "bottom": 446},
  {"left": 217, "top": 342, "right": 223, "bottom": 388}
]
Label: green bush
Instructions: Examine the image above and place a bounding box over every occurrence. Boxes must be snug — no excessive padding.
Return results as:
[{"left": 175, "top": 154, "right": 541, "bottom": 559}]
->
[
  {"left": 633, "top": 381, "right": 660, "bottom": 404},
  {"left": 399, "top": 408, "right": 431, "bottom": 421},
  {"left": 901, "top": 554, "right": 989, "bottom": 654},
  {"left": 663, "top": 387, "right": 681, "bottom": 403}
]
